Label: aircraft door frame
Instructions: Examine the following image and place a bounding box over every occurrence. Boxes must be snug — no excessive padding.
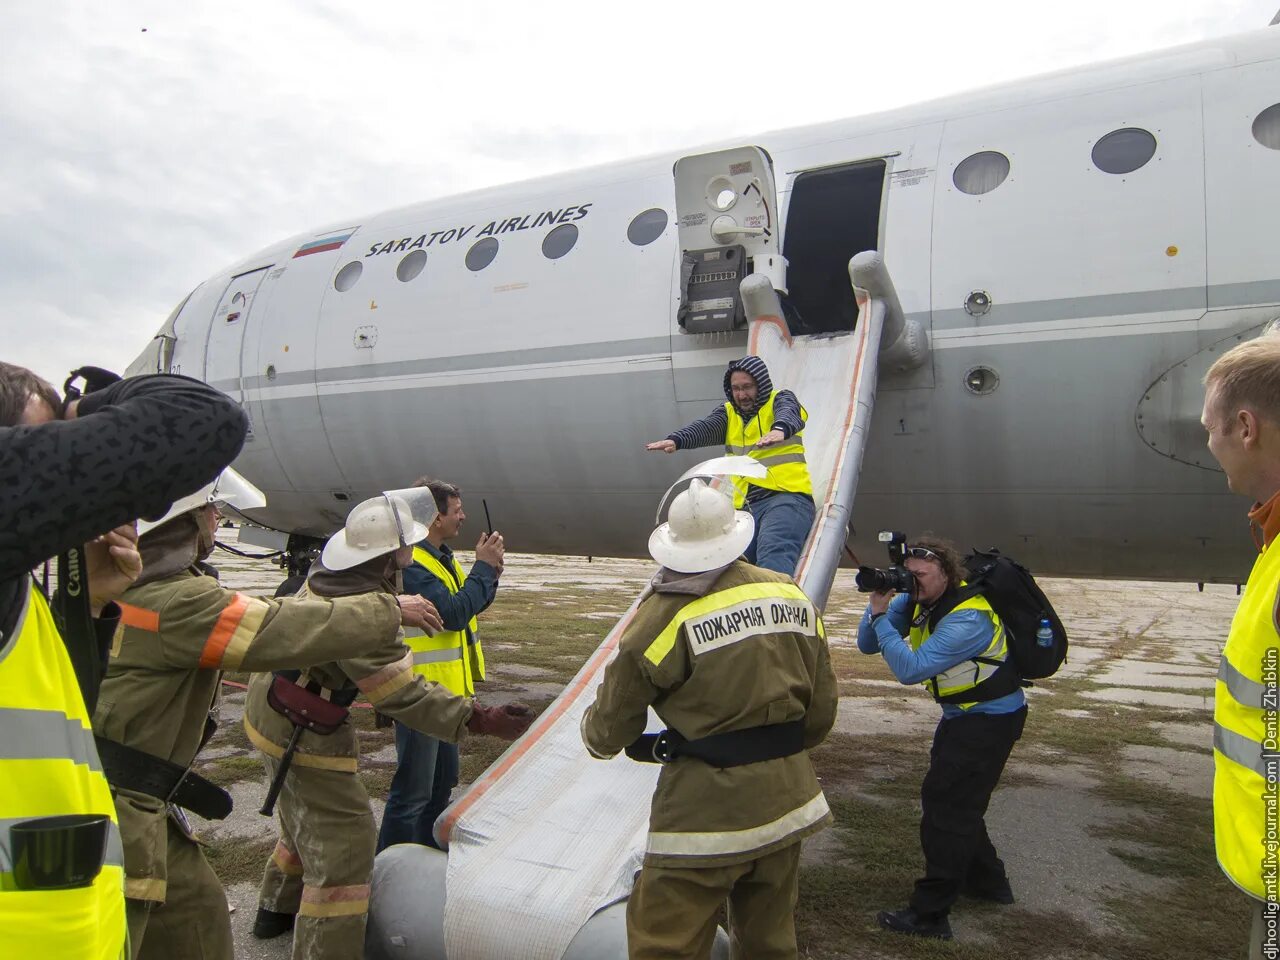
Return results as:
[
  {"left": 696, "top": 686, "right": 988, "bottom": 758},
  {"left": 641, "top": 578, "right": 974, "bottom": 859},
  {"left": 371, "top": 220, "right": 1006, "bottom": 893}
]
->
[
  {"left": 779, "top": 155, "right": 892, "bottom": 334},
  {"left": 202, "top": 266, "right": 272, "bottom": 406}
]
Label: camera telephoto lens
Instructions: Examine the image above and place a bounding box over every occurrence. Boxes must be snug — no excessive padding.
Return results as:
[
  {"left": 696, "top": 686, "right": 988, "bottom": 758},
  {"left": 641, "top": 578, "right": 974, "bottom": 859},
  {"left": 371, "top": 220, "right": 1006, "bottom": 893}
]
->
[{"left": 855, "top": 565, "right": 915, "bottom": 594}]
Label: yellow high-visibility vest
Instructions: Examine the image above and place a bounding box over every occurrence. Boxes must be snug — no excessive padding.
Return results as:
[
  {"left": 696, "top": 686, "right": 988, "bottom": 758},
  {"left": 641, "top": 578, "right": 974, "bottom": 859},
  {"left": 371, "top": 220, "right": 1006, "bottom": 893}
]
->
[
  {"left": 1214, "top": 536, "right": 1280, "bottom": 901},
  {"left": 403, "top": 546, "right": 485, "bottom": 697},
  {"left": 723, "top": 392, "right": 813, "bottom": 509},
  {"left": 909, "top": 588, "right": 1009, "bottom": 708},
  {"left": 0, "top": 582, "right": 126, "bottom": 959}
]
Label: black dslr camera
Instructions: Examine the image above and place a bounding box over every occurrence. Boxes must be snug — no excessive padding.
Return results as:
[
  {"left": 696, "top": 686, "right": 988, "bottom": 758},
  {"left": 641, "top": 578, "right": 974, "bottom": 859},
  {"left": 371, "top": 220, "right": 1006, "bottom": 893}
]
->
[{"left": 855, "top": 531, "right": 915, "bottom": 594}]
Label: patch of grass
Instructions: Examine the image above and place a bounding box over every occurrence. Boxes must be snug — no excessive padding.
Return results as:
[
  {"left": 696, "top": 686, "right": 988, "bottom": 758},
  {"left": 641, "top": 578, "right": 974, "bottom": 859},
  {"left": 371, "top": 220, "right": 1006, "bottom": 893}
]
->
[
  {"left": 209, "top": 715, "right": 253, "bottom": 755},
  {"left": 459, "top": 735, "right": 515, "bottom": 786},
  {"left": 482, "top": 590, "right": 622, "bottom": 683},
  {"left": 359, "top": 764, "right": 394, "bottom": 801},
  {"left": 197, "top": 754, "right": 262, "bottom": 788},
  {"left": 1090, "top": 775, "right": 1248, "bottom": 957},
  {"left": 205, "top": 834, "right": 274, "bottom": 886}
]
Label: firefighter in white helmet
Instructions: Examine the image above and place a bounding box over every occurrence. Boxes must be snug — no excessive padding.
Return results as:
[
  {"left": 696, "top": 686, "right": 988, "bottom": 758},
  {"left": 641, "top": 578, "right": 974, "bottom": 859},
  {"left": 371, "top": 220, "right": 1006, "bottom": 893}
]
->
[
  {"left": 582, "top": 478, "right": 838, "bottom": 960},
  {"left": 246, "top": 491, "right": 534, "bottom": 960},
  {"left": 92, "top": 469, "right": 445, "bottom": 960}
]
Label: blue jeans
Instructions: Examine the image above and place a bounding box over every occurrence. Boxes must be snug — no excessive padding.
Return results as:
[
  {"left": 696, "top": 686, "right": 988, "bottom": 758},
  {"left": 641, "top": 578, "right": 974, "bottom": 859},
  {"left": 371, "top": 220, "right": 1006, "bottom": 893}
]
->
[
  {"left": 745, "top": 492, "right": 816, "bottom": 576},
  {"left": 376, "top": 722, "right": 459, "bottom": 851}
]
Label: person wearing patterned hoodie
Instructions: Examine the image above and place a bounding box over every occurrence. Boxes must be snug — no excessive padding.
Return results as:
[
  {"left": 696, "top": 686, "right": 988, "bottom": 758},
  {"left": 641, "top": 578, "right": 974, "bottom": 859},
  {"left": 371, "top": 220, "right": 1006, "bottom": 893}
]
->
[{"left": 646, "top": 355, "right": 815, "bottom": 576}]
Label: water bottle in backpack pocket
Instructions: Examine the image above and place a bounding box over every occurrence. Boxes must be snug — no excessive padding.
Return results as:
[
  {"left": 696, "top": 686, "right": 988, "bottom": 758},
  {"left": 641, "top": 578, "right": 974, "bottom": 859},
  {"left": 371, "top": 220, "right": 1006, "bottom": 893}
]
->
[{"left": 962, "top": 549, "right": 1068, "bottom": 681}]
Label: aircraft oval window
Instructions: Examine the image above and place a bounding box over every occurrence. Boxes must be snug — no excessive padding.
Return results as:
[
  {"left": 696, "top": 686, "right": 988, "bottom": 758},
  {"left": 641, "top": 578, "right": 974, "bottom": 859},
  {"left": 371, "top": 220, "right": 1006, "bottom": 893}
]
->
[
  {"left": 952, "top": 151, "right": 1010, "bottom": 196},
  {"left": 396, "top": 249, "right": 427, "bottom": 282},
  {"left": 627, "top": 208, "right": 668, "bottom": 246},
  {"left": 542, "top": 223, "right": 578, "bottom": 260},
  {"left": 1253, "top": 103, "right": 1280, "bottom": 150},
  {"left": 1091, "top": 127, "right": 1157, "bottom": 175},
  {"left": 465, "top": 237, "right": 499, "bottom": 272},
  {"left": 706, "top": 176, "right": 737, "bottom": 212},
  {"left": 334, "top": 260, "right": 363, "bottom": 292}
]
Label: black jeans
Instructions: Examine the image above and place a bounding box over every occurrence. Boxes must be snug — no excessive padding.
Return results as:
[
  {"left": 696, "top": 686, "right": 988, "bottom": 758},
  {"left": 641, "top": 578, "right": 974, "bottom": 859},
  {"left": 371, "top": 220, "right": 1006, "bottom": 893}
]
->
[{"left": 909, "top": 705, "right": 1027, "bottom": 919}]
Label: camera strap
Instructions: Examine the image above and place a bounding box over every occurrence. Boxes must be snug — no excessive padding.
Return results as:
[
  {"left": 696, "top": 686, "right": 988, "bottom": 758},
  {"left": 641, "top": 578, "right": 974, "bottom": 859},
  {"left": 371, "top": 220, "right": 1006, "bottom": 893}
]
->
[{"left": 53, "top": 546, "right": 104, "bottom": 715}]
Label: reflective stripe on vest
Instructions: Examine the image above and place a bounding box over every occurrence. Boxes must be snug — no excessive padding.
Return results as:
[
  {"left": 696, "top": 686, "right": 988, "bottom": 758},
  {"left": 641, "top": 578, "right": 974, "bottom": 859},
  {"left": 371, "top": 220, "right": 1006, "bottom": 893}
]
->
[
  {"left": 1214, "top": 539, "right": 1280, "bottom": 900},
  {"left": 724, "top": 393, "right": 814, "bottom": 509},
  {"left": 404, "top": 546, "right": 485, "bottom": 696},
  {"left": 908, "top": 589, "right": 1008, "bottom": 707},
  {"left": 0, "top": 582, "right": 126, "bottom": 959},
  {"left": 643, "top": 580, "right": 824, "bottom": 667}
]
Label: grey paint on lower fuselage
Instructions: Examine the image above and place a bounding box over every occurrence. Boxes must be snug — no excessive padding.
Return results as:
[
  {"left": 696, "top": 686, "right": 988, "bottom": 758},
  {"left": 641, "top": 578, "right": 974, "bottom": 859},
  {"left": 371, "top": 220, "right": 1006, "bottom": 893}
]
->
[{"left": 233, "top": 307, "right": 1256, "bottom": 583}]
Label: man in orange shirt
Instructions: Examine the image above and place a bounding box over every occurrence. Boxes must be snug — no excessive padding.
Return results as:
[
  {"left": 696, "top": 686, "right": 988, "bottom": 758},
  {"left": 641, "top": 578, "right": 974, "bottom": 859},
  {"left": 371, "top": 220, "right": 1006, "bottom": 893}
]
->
[{"left": 1201, "top": 326, "right": 1280, "bottom": 960}]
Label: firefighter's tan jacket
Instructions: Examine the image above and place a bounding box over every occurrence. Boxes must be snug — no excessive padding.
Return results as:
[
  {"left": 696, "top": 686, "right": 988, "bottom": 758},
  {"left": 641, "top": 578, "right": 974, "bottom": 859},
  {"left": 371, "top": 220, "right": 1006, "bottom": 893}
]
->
[
  {"left": 93, "top": 567, "right": 401, "bottom": 903},
  {"left": 581, "top": 561, "right": 838, "bottom": 868},
  {"left": 243, "top": 581, "right": 474, "bottom": 775}
]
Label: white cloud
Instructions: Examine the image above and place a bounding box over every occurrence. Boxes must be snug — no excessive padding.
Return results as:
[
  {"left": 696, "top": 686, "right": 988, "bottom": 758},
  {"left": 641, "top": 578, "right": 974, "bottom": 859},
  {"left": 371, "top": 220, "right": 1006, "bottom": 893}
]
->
[{"left": 0, "top": 0, "right": 1274, "bottom": 384}]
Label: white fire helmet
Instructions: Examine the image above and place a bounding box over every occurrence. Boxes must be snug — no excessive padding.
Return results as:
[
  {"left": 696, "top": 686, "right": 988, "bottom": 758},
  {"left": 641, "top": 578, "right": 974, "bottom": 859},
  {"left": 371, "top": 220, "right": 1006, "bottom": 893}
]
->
[
  {"left": 648, "top": 478, "right": 754, "bottom": 573},
  {"left": 320, "top": 487, "right": 438, "bottom": 572},
  {"left": 137, "top": 467, "right": 267, "bottom": 536}
]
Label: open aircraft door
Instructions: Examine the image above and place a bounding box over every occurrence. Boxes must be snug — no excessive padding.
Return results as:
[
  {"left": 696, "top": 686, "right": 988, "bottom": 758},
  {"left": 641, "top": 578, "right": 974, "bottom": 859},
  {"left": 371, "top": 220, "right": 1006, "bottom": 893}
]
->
[{"left": 672, "top": 146, "right": 784, "bottom": 335}]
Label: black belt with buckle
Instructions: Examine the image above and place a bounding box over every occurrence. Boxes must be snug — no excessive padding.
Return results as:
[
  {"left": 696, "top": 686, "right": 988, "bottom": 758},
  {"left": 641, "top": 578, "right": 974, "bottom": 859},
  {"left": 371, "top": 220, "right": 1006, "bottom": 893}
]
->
[
  {"left": 95, "top": 736, "right": 233, "bottom": 821},
  {"left": 625, "top": 718, "right": 806, "bottom": 768}
]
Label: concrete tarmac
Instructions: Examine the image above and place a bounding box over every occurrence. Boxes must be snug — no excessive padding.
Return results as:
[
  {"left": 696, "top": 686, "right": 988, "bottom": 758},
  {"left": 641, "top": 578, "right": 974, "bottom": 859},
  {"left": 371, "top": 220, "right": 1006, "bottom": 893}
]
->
[{"left": 199, "top": 530, "right": 1233, "bottom": 958}]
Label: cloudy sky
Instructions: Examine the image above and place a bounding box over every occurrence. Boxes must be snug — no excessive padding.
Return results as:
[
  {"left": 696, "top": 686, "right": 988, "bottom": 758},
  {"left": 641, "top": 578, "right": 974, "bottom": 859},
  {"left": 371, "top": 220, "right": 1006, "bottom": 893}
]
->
[{"left": 2, "top": 0, "right": 1275, "bottom": 386}]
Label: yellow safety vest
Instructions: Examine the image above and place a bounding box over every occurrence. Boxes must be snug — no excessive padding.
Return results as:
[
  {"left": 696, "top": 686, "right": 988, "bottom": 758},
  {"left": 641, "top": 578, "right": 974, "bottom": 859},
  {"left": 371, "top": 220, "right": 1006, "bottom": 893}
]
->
[
  {"left": 1214, "top": 537, "right": 1280, "bottom": 901},
  {"left": 724, "top": 393, "right": 814, "bottom": 509},
  {"left": 404, "top": 546, "right": 485, "bottom": 697},
  {"left": 909, "top": 589, "right": 1008, "bottom": 708},
  {"left": 0, "top": 582, "right": 126, "bottom": 959}
]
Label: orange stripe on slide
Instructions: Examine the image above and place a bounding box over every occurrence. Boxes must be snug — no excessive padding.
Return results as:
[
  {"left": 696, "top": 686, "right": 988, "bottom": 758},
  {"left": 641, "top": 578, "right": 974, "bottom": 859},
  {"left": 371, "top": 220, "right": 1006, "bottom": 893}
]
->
[
  {"left": 438, "top": 598, "right": 644, "bottom": 846},
  {"left": 746, "top": 314, "right": 793, "bottom": 353},
  {"left": 199, "top": 593, "right": 250, "bottom": 669},
  {"left": 118, "top": 602, "right": 160, "bottom": 632}
]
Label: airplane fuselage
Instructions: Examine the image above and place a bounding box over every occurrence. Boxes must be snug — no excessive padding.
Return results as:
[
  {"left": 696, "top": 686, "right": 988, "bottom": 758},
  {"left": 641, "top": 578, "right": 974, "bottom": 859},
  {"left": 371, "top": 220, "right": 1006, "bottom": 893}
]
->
[{"left": 130, "top": 27, "right": 1280, "bottom": 582}]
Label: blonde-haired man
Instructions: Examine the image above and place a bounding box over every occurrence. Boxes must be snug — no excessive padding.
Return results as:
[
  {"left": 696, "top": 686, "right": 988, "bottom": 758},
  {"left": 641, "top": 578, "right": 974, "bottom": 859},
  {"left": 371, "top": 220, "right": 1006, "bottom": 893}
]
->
[{"left": 1202, "top": 326, "right": 1280, "bottom": 959}]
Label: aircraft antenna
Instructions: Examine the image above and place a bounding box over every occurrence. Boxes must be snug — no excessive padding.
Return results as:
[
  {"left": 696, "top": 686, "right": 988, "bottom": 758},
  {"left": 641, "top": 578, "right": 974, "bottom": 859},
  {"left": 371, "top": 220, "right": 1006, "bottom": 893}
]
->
[{"left": 1272, "top": 7, "right": 1280, "bottom": 25}]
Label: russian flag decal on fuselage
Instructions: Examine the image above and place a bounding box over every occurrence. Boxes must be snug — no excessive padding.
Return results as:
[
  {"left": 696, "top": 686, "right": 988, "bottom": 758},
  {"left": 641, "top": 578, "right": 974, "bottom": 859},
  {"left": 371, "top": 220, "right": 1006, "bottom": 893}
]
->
[{"left": 293, "top": 230, "right": 356, "bottom": 259}]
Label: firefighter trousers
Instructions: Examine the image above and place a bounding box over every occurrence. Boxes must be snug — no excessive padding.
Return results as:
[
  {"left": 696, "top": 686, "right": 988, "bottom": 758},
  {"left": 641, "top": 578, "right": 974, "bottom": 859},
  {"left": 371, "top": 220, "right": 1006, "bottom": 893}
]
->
[
  {"left": 626, "top": 841, "right": 801, "bottom": 960},
  {"left": 125, "top": 816, "right": 233, "bottom": 960},
  {"left": 257, "top": 757, "right": 376, "bottom": 960}
]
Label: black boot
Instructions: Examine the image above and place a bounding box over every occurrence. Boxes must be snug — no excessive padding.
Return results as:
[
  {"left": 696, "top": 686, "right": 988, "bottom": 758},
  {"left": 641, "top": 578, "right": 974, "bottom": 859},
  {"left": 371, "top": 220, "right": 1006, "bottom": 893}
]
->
[
  {"left": 252, "top": 907, "right": 296, "bottom": 940},
  {"left": 876, "top": 907, "right": 954, "bottom": 940}
]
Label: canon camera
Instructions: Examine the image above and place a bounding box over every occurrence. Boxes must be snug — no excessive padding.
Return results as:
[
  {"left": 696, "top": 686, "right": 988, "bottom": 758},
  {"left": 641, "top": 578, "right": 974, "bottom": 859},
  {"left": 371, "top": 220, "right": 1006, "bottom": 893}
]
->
[{"left": 855, "top": 531, "right": 915, "bottom": 594}]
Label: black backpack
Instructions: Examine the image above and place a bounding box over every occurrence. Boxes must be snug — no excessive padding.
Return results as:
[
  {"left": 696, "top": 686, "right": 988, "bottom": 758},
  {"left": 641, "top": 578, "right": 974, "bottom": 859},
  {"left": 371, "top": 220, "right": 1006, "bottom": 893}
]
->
[{"left": 961, "top": 548, "right": 1068, "bottom": 681}]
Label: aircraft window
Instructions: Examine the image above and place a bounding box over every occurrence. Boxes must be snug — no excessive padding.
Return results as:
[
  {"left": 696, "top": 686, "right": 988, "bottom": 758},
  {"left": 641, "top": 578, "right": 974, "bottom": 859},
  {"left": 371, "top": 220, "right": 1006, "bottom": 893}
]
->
[
  {"left": 952, "top": 151, "right": 1010, "bottom": 195},
  {"left": 1091, "top": 127, "right": 1157, "bottom": 175},
  {"left": 1253, "top": 103, "right": 1280, "bottom": 150},
  {"left": 397, "top": 249, "right": 427, "bottom": 282},
  {"left": 334, "top": 261, "right": 363, "bottom": 292},
  {"left": 707, "top": 176, "right": 737, "bottom": 212},
  {"left": 542, "top": 223, "right": 578, "bottom": 260},
  {"left": 465, "top": 238, "right": 499, "bottom": 272},
  {"left": 627, "top": 208, "right": 668, "bottom": 246}
]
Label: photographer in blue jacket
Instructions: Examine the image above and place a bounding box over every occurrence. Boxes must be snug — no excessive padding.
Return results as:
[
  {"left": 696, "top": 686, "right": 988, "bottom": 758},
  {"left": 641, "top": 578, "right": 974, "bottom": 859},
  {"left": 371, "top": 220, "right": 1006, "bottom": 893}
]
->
[{"left": 857, "top": 535, "right": 1027, "bottom": 942}]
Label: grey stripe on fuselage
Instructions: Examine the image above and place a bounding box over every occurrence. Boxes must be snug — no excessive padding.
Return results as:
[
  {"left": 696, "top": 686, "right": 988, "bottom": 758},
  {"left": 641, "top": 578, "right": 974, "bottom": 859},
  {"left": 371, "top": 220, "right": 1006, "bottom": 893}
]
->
[{"left": 208, "top": 279, "right": 1279, "bottom": 394}]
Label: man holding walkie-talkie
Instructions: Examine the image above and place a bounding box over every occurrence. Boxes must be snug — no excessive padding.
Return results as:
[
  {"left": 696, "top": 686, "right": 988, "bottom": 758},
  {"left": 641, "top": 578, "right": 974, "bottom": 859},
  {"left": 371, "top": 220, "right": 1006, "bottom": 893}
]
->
[{"left": 377, "top": 476, "right": 506, "bottom": 853}]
